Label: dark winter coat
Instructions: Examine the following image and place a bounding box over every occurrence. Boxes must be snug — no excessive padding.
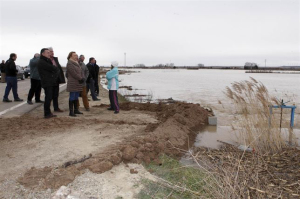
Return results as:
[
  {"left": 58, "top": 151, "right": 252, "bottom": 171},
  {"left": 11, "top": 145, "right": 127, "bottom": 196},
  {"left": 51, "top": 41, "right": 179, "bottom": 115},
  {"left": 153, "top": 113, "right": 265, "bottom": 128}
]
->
[
  {"left": 0, "top": 63, "right": 5, "bottom": 73},
  {"left": 95, "top": 64, "right": 100, "bottom": 81},
  {"left": 37, "top": 55, "right": 59, "bottom": 88},
  {"left": 52, "top": 57, "right": 66, "bottom": 84},
  {"left": 86, "top": 63, "right": 96, "bottom": 83},
  {"left": 4, "top": 59, "right": 18, "bottom": 77},
  {"left": 66, "top": 60, "right": 83, "bottom": 92}
]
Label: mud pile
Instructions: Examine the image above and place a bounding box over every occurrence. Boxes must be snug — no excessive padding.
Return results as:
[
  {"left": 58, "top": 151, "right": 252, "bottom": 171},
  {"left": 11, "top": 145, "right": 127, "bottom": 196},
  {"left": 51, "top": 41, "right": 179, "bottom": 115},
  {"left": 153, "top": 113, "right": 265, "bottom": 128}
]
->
[{"left": 17, "top": 101, "right": 209, "bottom": 190}]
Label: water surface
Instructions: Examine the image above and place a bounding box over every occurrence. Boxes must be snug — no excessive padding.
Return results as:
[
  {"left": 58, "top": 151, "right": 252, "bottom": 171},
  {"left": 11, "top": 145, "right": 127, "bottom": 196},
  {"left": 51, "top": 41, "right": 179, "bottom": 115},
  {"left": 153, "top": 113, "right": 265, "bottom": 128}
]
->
[{"left": 119, "top": 69, "right": 300, "bottom": 147}]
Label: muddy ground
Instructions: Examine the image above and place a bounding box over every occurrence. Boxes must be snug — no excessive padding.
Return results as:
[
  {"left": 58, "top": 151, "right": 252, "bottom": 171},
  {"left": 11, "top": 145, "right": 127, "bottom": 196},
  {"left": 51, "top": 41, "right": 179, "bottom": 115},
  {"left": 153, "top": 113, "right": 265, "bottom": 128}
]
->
[{"left": 0, "top": 86, "right": 209, "bottom": 198}]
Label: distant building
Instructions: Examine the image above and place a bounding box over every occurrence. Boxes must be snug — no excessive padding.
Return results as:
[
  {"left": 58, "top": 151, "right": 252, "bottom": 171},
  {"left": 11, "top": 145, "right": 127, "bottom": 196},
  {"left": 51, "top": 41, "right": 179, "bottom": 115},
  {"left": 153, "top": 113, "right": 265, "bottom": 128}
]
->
[{"left": 244, "top": 62, "right": 258, "bottom": 70}]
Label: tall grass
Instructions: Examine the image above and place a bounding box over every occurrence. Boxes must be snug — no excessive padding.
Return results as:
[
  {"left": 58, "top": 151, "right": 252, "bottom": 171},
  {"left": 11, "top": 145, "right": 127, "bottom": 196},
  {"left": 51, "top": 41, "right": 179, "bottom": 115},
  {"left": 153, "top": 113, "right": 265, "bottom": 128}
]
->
[{"left": 224, "top": 77, "right": 294, "bottom": 153}]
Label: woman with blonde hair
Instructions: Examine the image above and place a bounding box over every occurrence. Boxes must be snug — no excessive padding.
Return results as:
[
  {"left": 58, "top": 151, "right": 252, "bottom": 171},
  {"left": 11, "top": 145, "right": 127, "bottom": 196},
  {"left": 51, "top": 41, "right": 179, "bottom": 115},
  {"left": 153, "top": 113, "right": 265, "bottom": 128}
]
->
[{"left": 66, "top": 51, "right": 85, "bottom": 117}]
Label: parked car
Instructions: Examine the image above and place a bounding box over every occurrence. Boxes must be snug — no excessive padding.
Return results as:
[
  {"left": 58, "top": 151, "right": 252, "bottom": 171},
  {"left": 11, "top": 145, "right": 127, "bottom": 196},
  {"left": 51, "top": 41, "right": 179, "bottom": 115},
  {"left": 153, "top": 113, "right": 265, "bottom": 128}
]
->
[
  {"left": 16, "top": 65, "right": 25, "bottom": 80},
  {"left": 24, "top": 67, "right": 30, "bottom": 78}
]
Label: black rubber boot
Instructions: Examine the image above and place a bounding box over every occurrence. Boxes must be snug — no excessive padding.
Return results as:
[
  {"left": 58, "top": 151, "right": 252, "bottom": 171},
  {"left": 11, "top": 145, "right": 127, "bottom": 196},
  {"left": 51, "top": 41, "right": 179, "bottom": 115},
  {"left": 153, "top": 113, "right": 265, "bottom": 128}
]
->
[
  {"left": 69, "top": 100, "right": 76, "bottom": 117},
  {"left": 74, "top": 100, "right": 83, "bottom": 114}
]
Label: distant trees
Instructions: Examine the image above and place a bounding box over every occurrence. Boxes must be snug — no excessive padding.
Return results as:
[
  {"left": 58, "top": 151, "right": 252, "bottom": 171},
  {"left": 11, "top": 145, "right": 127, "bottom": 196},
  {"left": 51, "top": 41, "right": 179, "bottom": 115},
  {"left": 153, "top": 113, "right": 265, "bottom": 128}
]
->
[
  {"left": 134, "top": 64, "right": 146, "bottom": 67},
  {"left": 133, "top": 63, "right": 176, "bottom": 68},
  {"left": 154, "top": 63, "right": 175, "bottom": 68},
  {"left": 244, "top": 62, "right": 258, "bottom": 70}
]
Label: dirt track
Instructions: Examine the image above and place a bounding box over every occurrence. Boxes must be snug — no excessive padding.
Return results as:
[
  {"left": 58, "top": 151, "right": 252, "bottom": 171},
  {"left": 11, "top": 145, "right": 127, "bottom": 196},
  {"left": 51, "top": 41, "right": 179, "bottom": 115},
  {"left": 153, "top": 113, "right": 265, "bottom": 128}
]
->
[{"left": 0, "top": 86, "right": 209, "bottom": 198}]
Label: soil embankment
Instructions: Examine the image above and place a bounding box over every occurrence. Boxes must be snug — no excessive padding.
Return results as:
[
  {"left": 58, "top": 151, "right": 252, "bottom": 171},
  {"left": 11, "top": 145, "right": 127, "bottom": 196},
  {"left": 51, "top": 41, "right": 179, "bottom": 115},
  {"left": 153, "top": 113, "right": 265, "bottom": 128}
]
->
[{"left": 0, "top": 85, "right": 209, "bottom": 197}]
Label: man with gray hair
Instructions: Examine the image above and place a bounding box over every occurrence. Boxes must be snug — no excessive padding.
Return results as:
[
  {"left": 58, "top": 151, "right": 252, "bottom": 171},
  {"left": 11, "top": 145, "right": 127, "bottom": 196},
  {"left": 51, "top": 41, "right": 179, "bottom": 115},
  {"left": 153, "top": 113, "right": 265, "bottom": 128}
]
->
[
  {"left": 77, "top": 55, "right": 90, "bottom": 111},
  {"left": 27, "top": 53, "right": 43, "bottom": 104},
  {"left": 49, "top": 47, "right": 66, "bottom": 112}
]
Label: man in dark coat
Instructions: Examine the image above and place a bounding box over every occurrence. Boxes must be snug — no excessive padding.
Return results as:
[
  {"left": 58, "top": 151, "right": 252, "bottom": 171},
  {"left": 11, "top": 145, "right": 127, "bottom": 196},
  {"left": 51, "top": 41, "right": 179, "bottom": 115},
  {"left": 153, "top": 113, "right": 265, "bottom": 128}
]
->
[
  {"left": 27, "top": 53, "right": 43, "bottom": 104},
  {"left": 94, "top": 60, "right": 100, "bottom": 96},
  {"left": 86, "top": 57, "right": 100, "bottom": 101},
  {"left": 38, "top": 48, "right": 59, "bottom": 118},
  {"left": 2, "top": 53, "right": 23, "bottom": 102},
  {"left": 49, "top": 47, "right": 66, "bottom": 112},
  {"left": 1, "top": 60, "right": 6, "bottom": 83}
]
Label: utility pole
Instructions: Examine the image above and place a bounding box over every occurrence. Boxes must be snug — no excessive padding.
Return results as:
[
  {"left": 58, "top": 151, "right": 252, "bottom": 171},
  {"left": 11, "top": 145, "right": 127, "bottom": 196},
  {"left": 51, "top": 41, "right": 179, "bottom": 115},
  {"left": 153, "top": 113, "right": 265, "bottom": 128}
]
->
[
  {"left": 124, "top": 53, "right": 126, "bottom": 67},
  {"left": 265, "top": 59, "right": 267, "bottom": 68}
]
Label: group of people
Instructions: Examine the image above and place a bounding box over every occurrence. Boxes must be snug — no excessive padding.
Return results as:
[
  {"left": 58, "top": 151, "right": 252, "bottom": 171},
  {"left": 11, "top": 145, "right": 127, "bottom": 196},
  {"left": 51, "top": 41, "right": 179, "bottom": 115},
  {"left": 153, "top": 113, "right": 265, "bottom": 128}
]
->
[{"left": 1, "top": 47, "right": 120, "bottom": 118}]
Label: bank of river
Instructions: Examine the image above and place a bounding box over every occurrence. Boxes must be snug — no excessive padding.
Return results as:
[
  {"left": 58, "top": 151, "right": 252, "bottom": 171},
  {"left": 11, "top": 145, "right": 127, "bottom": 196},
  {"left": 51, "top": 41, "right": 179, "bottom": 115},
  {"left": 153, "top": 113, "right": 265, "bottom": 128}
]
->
[{"left": 119, "top": 69, "right": 300, "bottom": 146}]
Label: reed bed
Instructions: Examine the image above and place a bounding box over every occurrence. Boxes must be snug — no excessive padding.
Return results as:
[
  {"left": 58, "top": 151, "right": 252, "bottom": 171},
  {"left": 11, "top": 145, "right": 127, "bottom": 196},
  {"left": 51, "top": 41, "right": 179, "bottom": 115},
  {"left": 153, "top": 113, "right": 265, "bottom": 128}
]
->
[{"left": 224, "top": 77, "right": 296, "bottom": 153}]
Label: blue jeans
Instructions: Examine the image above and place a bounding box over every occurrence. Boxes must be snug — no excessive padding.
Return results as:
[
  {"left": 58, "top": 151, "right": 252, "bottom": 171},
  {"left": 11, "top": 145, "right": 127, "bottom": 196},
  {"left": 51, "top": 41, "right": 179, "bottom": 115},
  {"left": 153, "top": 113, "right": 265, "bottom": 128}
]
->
[
  {"left": 86, "top": 79, "right": 97, "bottom": 100},
  {"left": 69, "top": 92, "right": 79, "bottom": 101},
  {"left": 3, "top": 76, "right": 19, "bottom": 100}
]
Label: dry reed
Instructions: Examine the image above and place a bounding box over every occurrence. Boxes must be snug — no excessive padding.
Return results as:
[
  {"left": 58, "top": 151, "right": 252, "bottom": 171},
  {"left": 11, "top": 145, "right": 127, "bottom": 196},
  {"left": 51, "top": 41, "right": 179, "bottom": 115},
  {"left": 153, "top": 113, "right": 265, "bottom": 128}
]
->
[{"left": 224, "top": 77, "right": 295, "bottom": 154}]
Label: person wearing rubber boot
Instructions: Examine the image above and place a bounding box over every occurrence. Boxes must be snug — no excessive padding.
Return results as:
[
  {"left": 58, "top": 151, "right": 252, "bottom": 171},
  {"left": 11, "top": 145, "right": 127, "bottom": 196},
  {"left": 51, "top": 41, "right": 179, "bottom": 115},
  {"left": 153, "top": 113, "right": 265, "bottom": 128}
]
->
[
  {"left": 66, "top": 52, "right": 84, "bottom": 117},
  {"left": 106, "top": 61, "right": 120, "bottom": 114}
]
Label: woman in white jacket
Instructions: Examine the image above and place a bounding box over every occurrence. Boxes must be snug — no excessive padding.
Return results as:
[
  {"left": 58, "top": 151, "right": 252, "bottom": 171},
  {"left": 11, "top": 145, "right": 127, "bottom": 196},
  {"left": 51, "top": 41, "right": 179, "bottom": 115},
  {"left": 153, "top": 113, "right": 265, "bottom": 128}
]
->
[{"left": 106, "top": 61, "right": 119, "bottom": 114}]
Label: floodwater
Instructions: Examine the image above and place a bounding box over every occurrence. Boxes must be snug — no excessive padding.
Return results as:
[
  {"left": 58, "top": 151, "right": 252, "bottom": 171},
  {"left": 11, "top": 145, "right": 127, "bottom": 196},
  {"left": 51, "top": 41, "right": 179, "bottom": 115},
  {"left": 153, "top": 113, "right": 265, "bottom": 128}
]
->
[{"left": 119, "top": 69, "right": 300, "bottom": 147}]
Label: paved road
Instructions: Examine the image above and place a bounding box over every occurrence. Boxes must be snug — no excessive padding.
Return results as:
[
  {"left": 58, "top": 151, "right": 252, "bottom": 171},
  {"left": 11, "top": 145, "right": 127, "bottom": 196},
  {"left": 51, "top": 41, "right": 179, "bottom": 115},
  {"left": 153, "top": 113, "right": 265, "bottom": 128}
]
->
[{"left": 0, "top": 78, "right": 66, "bottom": 117}]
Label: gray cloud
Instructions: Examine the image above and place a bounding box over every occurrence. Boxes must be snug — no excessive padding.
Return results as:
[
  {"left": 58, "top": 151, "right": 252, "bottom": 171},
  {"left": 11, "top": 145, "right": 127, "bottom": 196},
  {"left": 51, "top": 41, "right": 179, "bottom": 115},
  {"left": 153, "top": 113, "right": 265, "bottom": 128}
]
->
[{"left": 0, "top": 0, "right": 299, "bottom": 66}]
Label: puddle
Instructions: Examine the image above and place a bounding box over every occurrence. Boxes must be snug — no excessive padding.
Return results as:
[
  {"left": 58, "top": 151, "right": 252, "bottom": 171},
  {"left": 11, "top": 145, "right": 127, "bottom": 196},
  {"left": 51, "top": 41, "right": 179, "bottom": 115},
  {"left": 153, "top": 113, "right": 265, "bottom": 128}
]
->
[
  {"left": 180, "top": 125, "right": 300, "bottom": 166},
  {"left": 194, "top": 126, "right": 238, "bottom": 149},
  {"left": 194, "top": 125, "right": 300, "bottom": 149}
]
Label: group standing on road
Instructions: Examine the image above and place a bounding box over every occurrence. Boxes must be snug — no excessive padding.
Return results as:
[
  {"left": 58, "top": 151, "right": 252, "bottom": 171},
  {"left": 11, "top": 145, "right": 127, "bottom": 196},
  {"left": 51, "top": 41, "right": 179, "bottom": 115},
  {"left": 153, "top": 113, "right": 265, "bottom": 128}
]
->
[{"left": 1, "top": 48, "right": 120, "bottom": 118}]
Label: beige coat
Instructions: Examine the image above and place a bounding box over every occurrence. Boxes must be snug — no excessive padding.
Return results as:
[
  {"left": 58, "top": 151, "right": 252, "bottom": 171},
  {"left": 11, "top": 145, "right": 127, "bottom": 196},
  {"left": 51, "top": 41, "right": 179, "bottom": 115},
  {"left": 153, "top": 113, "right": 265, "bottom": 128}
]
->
[{"left": 66, "top": 60, "right": 83, "bottom": 92}]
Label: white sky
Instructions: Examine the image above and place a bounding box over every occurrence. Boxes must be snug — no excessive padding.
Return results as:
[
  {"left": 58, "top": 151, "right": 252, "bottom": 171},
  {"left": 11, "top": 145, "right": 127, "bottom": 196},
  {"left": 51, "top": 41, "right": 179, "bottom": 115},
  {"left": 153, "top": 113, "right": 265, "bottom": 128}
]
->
[{"left": 0, "top": 0, "right": 299, "bottom": 66}]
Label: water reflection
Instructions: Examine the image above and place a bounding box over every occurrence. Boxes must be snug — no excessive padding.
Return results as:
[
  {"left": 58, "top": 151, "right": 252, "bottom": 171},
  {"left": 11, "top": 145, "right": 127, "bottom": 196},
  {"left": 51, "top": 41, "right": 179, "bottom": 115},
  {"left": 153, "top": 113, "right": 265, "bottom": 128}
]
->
[
  {"left": 194, "top": 126, "right": 238, "bottom": 149},
  {"left": 195, "top": 126, "right": 300, "bottom": 149}
]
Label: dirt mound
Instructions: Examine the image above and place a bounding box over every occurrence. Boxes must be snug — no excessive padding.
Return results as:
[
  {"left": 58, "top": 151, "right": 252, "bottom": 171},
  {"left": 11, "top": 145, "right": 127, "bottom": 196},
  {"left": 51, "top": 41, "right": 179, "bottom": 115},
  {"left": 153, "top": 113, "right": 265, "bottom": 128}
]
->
[{"left": 17, "top": 101, "right": 209, "bottom": 190}]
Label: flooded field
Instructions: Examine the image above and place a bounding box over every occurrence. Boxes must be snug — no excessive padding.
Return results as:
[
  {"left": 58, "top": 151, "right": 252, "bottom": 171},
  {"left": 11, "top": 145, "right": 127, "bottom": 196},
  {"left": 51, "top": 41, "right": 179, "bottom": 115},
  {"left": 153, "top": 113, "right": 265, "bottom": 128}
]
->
[{"left": 119, "top": 69, "right": 300, "bottom": 146}]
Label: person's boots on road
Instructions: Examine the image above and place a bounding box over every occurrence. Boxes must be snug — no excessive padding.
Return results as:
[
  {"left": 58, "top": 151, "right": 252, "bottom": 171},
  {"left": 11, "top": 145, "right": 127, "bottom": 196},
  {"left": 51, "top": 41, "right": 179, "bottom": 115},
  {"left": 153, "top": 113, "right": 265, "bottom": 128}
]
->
[
  {"left": 74, "top": 100, "right": 83, "bottom": 115},
  {"left": 69, "top": 100, "right": 76, "bottom": 117}
]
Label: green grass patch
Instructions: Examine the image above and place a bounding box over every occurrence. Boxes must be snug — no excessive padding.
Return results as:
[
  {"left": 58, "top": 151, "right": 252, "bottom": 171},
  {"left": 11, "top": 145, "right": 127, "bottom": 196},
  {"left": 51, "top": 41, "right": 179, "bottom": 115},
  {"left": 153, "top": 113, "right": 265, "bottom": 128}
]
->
[{"left": 138, "top": 155, "right": 214, "bottom": 199}]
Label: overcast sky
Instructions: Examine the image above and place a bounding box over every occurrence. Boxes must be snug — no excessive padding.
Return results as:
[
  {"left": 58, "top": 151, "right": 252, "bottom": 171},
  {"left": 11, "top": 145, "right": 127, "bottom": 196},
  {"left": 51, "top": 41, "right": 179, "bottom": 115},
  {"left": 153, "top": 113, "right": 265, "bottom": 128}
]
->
[{"left": 0, "top": 0, "right": 299, "bottom": 66}]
